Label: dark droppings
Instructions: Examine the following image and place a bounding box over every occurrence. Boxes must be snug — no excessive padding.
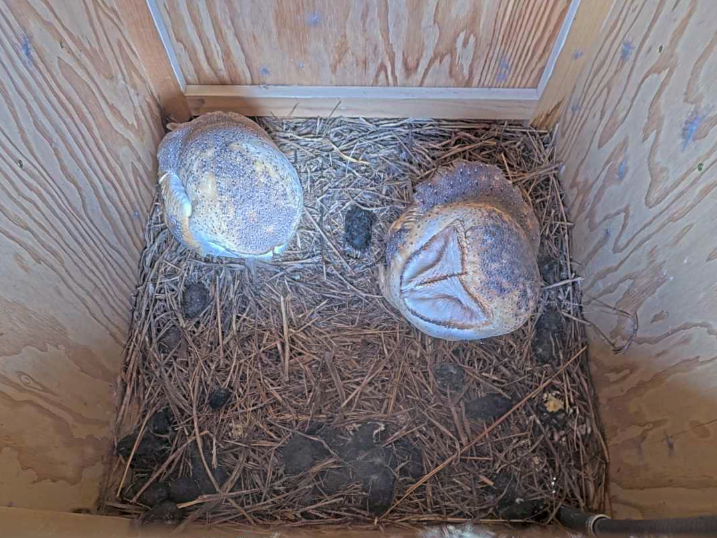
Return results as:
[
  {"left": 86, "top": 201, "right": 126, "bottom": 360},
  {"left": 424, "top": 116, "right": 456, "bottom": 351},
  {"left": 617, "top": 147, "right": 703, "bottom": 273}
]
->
[
  {"left": 466, "top": 393, "right": 513, "bottom": 422},
  {"left": 352, "top": 422, "right": 385, "bottom": 448},
  {"left": 149, "top": 408, "right": 172, "bottom": 436},
  {"left": 532, "top": 333, "right": 556, "bottom": 365},
  {"left": 339, "top": 422, "right": 385, "bottom": 461},
  {"left": 182, "top": 282, "right": 210, "bottom": 318},
  {"left": 538, "top": 255, "right": 561, "bottom": 286},
  {"left": 196, "top": 465, "right": 230, "bottom": 494},
  {"left": 282, "top": 434, "right": 329, "bottom": 475},
  {"left": 433, "top": 362, "right": 465, "bottom": 392},
  {"left": 158, "top": 325, "right": 182, "bottom": 352},
  {"left": 344, "top": 205, "right": 375, "bottom": 251},
  {"left": 532, "top": 309, "right": 565, "bottom": 365},
  {"left": 208, "top": 387, "right": 233, "bottom": 409},
  {"left": 142, "top": 500, "right": 182, "bottom": 525},
  {"left": 138, "top": 482, "right": 169, "bottom": 507},
  {"left": 359, "top": 446, "right": 396, "bottom": 468},
  {"left": 497, "top": 498, "right": 545, "bottom": 521},
  {"left": 117, "top": 433, "right": 168, "bottom": 468},
  {"left": 394, "top": 438, "right": 424, "bottom": 480},
  {"left": 186, "top": 444, "right": 231, "bottom": 493},
  {"left": 359, "top": 464, "right": 396, "bottom": 515},
  {"left": 318, "top": 469, "right": 350, "bottom": 495},
  {"left": 316, "top": 426, "right": 342, "bottom": 450},
  {"left": 168, "top": 477, "right": 201, "bottom": 503}
]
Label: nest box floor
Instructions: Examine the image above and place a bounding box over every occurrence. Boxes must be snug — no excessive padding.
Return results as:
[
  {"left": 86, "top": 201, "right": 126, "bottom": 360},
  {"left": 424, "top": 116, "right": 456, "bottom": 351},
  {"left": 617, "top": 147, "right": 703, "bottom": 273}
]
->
[{"left": 102, "top": 118, "right": 607, "bottom": 529}]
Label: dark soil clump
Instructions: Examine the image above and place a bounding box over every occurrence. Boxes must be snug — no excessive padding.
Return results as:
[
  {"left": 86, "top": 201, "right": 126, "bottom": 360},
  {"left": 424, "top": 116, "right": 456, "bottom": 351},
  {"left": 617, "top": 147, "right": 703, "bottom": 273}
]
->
[
  {"left": 394, "top": 439, "right": 424, "bottom": 479},
  {"left": 196, "top": 465, "right": 230, "bottom": 493},
  {"left": 538, "top": 255, "right": 562, "bottom": 286},
  {"left": 498, "top": 497, "right": 545, "bottom": 521},
  {"left": 532, "top": 309, "right": 565, "bottom": 365},
  {"left": 318, "top": 469, "right": 350, "bottom": 495},
  {"left": 339, "top": 422, "right": 385, "bottom": 460}
]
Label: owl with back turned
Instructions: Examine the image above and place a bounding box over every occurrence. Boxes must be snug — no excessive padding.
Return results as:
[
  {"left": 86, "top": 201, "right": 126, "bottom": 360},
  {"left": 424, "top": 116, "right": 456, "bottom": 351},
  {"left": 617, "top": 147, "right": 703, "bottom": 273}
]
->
[{"left": 157, "top": 112, "right": 303, "bottom": 259}]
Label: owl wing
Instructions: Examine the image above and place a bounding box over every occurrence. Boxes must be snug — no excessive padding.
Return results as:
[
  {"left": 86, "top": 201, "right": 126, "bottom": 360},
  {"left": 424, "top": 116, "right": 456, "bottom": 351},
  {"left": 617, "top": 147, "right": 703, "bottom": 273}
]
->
[{"left": 160, "top": 171, "right": 195, "bottom": 249}]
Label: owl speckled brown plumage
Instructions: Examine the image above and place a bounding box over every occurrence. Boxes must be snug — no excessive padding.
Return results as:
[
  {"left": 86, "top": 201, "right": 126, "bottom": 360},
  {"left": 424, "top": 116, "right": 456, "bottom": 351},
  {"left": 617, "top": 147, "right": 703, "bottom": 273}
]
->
[
  {"left": 157, "top": 112, "right": 303, "bottom": 259},
  {"left": 380, "top": 161, "right": 540, "bottom": 341}
]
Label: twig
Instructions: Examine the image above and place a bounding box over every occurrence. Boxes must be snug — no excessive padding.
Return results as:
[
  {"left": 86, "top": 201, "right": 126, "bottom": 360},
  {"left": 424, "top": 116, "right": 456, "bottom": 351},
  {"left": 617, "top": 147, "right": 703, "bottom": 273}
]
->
[
  {"left": 281, "top": 296, "right": 290, "bottom": 382},
  {"left": 542, "top": 277, "right": 583, "bottom": 290}
]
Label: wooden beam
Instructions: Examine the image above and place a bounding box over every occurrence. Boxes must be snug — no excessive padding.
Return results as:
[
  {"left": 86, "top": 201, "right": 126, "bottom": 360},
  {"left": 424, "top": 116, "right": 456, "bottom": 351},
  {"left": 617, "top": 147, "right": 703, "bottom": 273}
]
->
[
  {"left": 532, "top": 0, "right": 615, "bottom": 129},
  {"left": 117, "top": 0, "right": 191, "bottom": 122},
  {"left": 185, "top": 85, "right": 539, "bottom": 119}
]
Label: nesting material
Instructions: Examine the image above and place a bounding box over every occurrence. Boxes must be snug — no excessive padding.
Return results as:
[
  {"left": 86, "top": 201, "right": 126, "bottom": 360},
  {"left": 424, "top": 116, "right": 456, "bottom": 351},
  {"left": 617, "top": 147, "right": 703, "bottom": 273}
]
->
[{"left": 102, "top": 119, "right": 607, "bottom": 529}]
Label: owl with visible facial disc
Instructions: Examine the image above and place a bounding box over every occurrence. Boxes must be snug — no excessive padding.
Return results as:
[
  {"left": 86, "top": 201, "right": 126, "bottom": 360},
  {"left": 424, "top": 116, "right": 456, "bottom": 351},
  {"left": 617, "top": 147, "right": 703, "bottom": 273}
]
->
[{"left": 380, "top": 161, "right": 540, "bottom": 341}]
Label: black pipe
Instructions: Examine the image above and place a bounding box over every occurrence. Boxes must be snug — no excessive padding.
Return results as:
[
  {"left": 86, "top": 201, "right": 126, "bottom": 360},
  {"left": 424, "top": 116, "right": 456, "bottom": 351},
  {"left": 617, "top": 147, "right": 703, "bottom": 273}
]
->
[{"left": 559, "top": 506, "right": 717, "bottom": 536}]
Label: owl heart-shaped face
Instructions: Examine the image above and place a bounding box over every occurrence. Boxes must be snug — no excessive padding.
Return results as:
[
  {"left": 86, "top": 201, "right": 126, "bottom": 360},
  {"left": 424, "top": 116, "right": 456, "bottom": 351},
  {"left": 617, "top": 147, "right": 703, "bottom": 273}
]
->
[
  {"left": 383, "top": 161, "right": 540, "bottom": 341},
  {"left": 400, "top": 223, "right": 489, "bottom": 331}
]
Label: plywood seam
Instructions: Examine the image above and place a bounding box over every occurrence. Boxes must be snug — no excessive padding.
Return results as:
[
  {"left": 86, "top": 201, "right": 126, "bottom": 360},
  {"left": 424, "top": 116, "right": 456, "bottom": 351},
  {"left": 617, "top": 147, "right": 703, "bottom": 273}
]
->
[
  {"left": 145, "top": 0, "right": 186, "bottom": 91},
  {"left": 537, "top": 0, "right": 581, "bottom": 96}
]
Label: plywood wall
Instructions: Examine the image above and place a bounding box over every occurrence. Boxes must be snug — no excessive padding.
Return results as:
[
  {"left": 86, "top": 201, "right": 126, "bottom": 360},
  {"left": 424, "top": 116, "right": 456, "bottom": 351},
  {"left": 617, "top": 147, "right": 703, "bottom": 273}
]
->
[
  {"left": 0, "top": 0, "right": 162, "bottom": 511},
  {"left": 557, "top": 0, "right": 717, "bottom": 518},
  {"left": 159, "top": 0, "right": 569, "bottom": 88}
]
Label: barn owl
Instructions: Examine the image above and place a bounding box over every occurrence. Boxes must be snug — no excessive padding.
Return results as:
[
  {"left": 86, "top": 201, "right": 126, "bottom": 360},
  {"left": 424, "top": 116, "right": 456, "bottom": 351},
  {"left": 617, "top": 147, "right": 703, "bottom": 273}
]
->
[
  {"left": 380, "top": 161, "right": 540, "bottom": 340},
  {"left": 157, "top": 112, "right": 303, "bottom": 259}
]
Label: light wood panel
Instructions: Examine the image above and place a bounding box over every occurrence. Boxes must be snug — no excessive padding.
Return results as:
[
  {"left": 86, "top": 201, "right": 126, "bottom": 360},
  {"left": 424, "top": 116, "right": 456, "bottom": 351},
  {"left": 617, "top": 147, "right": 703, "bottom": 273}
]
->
[
  {"left": 186, "top": 84, "right": 538, "bottom": 119},
  {"left": 532, "top": 0, "right": 614, "bottom": 128},
  {"left": 557, "top": 0, "right": 717, "bottom": 518},
  {"left": 116, "top": 0, "right": 191, "bottom": 121},
  {"left": 0, "top": 0, "right": 162, "bottom": 511},
  {"left": 158, "top": 0, "right": 570, "bottom": 88}
]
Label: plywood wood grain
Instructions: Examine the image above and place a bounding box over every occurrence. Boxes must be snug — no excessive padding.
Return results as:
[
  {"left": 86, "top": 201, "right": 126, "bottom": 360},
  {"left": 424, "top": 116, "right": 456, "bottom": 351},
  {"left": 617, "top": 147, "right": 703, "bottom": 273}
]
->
[
  {"left": 158, "top": 0, "right": 570, "bottom": 88},
  {"left": 557, "top": 0, "right": 717, "bottom": 518},
  {"left": 116, "top": 0, "right": 191, "bottom": 121},
  {"left": 532, "top": 0, "right": 614, "bottom": 128},
  {"left": 0, "top": 0, "right": 162, "bottom": 511}
]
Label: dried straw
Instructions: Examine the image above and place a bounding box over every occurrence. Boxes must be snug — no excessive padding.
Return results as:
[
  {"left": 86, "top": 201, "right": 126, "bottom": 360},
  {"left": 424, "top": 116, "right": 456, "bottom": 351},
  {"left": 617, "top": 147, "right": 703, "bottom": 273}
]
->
[{"left": 100, "top": 118, "right": 607, "bottom": 529}]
